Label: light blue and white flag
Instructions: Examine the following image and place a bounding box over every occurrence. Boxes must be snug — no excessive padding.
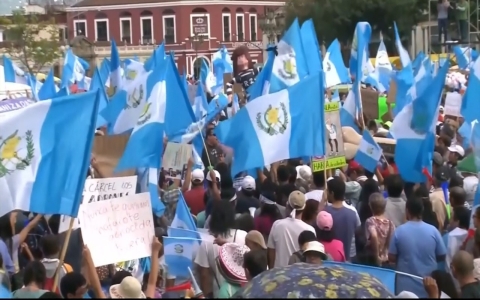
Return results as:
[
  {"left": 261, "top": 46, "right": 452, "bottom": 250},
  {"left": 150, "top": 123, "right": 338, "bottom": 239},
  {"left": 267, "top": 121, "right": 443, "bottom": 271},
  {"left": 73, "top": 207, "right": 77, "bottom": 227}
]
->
[
  {"left": 168, "top": 227, "right": 201, "bottom": 241},
  {"left": 164, "top": 237, "right": 198, "bottom": 277},
  {"left": 300, "top": 19, "right": 322, "bottom": 76},
  {"left": 331, "top": 89, "right": 340, "bottom": 102},
  {"left": 349, "top": 22, "right": 372, "bottom": 115},
  {"left": 269, "top": 18, "right": 308, "bottom": 93},
  {"left": 109, "top": 40, "right": 123, "bottom": 95},
  {"left": 0, "top": 90, "right": 100, "bottom": 217},
  {"left": 38, "top": 69, "right": 59, "bottom": 101},
  {"left": 366, "top": 34, "right": 392, "bottom": 92},
  {"left": 324, "top": 39, "right": 350, "bottom": 88},
  {"left": 206, "top": 46, "right": 233, "bottom": 95},
  {"left": 391, "top": 58, "right": 449, "bottom": 182},
  {"left": 248, "top": 47, "right": 275, "bottom": 101},
  {"left": 461, "top": 55, "right": 480, "bottom": 124},
  {"left": 393, "top": 22, "right": 412, "bottom": 68},
  {"left": 453, "top": 46, "right": 478, "bottom": 70},
  {"left": 222, "top": 72, "right": 325, "bottom": 176},
  {"left": 89, "top": 67, "right": 109, "bottom": 128},
  {"left": 354, "top": 130, "right": 382, "bottom": 173},
  {"left": 171, "top": 193, "right": 198, "bottom": 232},
  {"left": 340, "top": 90, "right": 360, "bottom": 132},
  {"left": 123, "top": 59, "right": 144, "bottom": 86},
  {"left": 193, "top": 83, "right": 208, "bottom": 121},
  {"left": 3, "top": 56, "right": 27, "bottom": 84},
  {"left": 26, "top": 74, "right": 42, "bottom": 101},
  {"left": 61, "top": 49, "right": 89, "bottom": 89}
]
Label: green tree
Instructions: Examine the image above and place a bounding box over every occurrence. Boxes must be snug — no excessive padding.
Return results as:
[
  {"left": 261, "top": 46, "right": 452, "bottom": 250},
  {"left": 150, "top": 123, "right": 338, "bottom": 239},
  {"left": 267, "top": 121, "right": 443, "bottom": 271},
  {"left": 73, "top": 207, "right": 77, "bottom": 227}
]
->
[
  {"left": 0, "top": 9, "right": 63, "bottom": 75},
  {"left": 285, "top": 0, "right": 428, "bottom": 52}
]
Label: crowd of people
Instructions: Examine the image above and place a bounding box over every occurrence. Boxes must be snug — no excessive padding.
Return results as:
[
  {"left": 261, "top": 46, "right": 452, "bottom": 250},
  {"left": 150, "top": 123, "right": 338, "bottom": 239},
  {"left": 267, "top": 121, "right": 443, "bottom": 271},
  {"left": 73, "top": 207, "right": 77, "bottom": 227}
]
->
[{"left": 2, "top": 115, "right": 480, "bottom": 298}]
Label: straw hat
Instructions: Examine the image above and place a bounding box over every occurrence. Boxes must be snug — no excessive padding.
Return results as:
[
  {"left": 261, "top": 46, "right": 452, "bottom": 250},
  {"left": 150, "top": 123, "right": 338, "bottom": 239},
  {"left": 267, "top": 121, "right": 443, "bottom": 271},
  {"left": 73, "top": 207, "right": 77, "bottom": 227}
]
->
[{"left": 109, "top": 276, "right": 145, "bottom": 298}]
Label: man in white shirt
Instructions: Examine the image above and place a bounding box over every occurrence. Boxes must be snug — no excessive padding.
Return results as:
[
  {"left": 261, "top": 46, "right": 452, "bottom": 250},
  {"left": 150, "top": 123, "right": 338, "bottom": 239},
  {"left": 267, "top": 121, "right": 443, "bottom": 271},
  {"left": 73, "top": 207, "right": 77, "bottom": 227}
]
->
[{"left": 267, "top": 191, "right": 316, "bottom": 268}]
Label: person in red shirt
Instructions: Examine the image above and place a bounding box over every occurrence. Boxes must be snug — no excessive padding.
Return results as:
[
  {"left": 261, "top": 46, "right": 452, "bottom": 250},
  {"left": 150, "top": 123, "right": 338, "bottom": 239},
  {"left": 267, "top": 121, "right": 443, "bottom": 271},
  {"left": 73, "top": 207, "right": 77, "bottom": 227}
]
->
[{"left": 183, "top": 169, "right": 206, "bottom": 216}]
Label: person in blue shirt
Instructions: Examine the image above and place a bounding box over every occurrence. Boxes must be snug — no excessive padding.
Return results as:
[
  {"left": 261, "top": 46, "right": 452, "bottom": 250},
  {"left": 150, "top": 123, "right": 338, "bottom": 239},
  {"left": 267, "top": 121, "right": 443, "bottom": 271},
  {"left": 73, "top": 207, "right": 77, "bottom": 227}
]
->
[{"left": 389, "top": 195, "right": 446, "bottom": 297}]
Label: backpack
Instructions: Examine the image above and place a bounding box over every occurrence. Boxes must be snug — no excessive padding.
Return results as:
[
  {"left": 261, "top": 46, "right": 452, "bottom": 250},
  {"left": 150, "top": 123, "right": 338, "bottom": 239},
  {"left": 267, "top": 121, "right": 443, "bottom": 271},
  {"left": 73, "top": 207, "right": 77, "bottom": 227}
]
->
[{"left": 43, "top": 263, "right": 73, "bottom": 294}]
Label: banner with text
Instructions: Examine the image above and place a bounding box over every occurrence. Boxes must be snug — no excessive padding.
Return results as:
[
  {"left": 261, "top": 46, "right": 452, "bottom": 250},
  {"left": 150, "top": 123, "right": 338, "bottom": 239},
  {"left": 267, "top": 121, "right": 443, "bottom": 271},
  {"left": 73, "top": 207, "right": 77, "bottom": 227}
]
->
[
  {"left": 58, "top": 176, "right": 137, "bottom": 233},
  {"left": 81, "top": 193, "right": 155, "bottom": 267},
  {"left": 162, "top": 143, "right": 192, "bottom": 181}
]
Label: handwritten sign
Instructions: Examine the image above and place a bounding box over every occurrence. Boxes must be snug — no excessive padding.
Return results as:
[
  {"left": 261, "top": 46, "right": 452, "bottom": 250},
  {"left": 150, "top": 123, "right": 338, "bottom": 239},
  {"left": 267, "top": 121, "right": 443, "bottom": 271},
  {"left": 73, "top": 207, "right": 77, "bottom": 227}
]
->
[
  {"left": 162, "top": 143, "right": 192, "bottom": 180},
  {"left": 58, "top": 176, "right": 137, "bottom": 233},
  {"left": 444, "top": 91, "right": 462, "bottom": 117},
  {"left": 80, "top": 193, "right": 155, "bottom": 267}
]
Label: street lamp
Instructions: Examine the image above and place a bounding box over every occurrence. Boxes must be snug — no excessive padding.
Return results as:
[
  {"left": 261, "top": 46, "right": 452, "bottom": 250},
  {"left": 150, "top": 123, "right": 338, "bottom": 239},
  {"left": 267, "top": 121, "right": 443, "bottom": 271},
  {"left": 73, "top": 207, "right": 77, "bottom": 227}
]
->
[{"left": 258, "top": 8, "right": 285, "bottom": 44}]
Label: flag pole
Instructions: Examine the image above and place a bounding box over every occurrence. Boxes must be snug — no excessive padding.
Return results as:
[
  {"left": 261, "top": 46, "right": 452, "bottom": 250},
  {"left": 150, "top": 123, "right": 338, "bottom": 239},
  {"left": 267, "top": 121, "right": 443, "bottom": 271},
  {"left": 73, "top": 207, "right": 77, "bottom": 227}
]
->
[{"left": 51, "top": 217, "right": 75, "bottom": 291}]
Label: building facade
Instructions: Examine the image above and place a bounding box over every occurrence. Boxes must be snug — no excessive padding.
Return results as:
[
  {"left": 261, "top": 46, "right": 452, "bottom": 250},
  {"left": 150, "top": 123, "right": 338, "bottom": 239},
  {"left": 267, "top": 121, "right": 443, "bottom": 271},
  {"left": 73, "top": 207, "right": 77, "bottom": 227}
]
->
[{"left": 66, "top": 0, "right": 284, "bottom": 76}]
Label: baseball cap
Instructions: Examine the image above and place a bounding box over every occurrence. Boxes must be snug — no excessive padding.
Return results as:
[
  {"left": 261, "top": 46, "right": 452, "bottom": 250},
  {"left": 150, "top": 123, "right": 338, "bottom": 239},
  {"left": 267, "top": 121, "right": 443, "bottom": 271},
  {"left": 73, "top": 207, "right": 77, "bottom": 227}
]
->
[
  {"left": 206, "top": 170, "right": 221, "bottom": 182},
  {"left": 191, "top": 169, "right": 205, "bottom": 182},
  {"left": 448, "top": 145, "right": 465, "bottom": 157},
  {"left": 316, "top": 211, "right": 333, "bottom": 231},
  {"left": 303, "top": 241, "right": 327, "bottom": 259},
  {"left": 439, "top": 105, "right": 444, "bottom": 112},
  {"left": 295, "top": 165, "right": 312, "bottom": 180},
  {"left": 348, "top": 160, "right": 361, "bottom": 170},
  {"left": 434, "top": 165, "right": 450, "bottom": 182},
  {"left": 245, "top": 230, "right": 267, "bottom": 249},
  {"left": 288, "top": 191, "right": 306, "bottom": 210},
  {"left": 242, "top": 176, "right": 256, "bottom": 190},
  {"left": 433, "top": 152, "right": 444, "bottom": 166}
]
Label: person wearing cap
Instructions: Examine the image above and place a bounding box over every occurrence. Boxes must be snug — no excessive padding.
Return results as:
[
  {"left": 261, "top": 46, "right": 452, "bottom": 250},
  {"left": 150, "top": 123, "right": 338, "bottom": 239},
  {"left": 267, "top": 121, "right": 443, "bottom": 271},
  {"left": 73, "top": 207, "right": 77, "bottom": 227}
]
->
[
  {"left": 302, "top": 241, "right": 328, "bottom": 265},
  {"left": 447, "top": 144, "right": 464, "bottom": 174},
  {"left": 430, "top": 165, "right": 451, "bottom": 231},
  {"left": 267, "top": 191, "right": 316, "bottom": 268},
  {"left": 235, "top": 176, "right": 260, "bottom": 215},
  {"left": 316, "top": 211, "right": 346, "bottom": 262},
  {"left": 182, "top": 163, "right": 206, "bottom": 216}
]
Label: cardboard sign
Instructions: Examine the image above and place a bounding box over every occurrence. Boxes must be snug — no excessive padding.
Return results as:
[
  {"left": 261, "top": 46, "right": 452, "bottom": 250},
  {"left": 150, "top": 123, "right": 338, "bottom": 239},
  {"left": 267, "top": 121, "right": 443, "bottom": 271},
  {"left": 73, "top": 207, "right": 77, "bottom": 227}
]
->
[
  {"left": 92, "top": 135, "right": 136, "bottom": 177},
  {"left": 361, "top": 89, "right": 380, "bottom": 121},
  {"left": 161, "top": 143, "right": 193, "bottom": 180},
  {"left": 80, "top": 193, "right": 155, "bottom": 267},
  {"left": 312, "top": 102, "right": 347, "bottom": 172},
  {"left": 58, "top": 176, "right": 138, "bottom": 233}
]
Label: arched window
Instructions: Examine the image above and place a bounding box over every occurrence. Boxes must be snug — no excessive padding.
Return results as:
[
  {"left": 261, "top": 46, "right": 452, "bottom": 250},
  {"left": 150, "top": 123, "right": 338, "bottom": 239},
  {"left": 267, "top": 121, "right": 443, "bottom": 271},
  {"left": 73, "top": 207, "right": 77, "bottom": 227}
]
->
[
  {"left": 193, "top": 56, "right": 210, "bottom": 80},
  {"left": 120, "top": 12, "right": 132, "bottom": 43},
  {"left": 140, "top": 10, "right": 153, "bottom": 16},
  {"left": 222, "top": 8, "right": 230, "bottom": 12},
  {"left": 192, "top": 7, "right": 208, "bottom": 13},
  {"left": 163, "top": 9, "right": 175, "bottom": 15},
  {"left": 119, "top": 11, "right": 131, "bottom": 17}
]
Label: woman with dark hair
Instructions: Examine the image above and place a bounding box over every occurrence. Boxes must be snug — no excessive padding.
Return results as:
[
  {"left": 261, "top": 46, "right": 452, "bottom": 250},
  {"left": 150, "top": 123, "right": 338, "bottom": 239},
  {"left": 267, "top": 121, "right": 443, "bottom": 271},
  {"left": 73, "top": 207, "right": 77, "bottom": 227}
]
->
[
  {"left": 301, "top": 200, "right": 320, "bottom": 226},
  {"left": 358, "top": 179, "right": 380, "bottom": 224},
  {"left": 428, "top": 270, "right": 459, "bottom": 298},
  {"left": 254, "top": 192, "right": 283, "bottom": 239},
  {"left": 194, "top": 200, "right": 248, "bottom": 298}
]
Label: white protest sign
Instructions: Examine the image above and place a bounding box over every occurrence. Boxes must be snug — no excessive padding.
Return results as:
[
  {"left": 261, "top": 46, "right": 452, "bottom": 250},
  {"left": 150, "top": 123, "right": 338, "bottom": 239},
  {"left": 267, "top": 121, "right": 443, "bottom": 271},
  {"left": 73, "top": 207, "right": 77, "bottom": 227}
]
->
[
  {"left": 444, "top": 92, "right": 462, "bottom": 117},
  {"left": 80, "top": 192, "right": 155, "bottom": 267},
  {"left": 58, "top": 176, "right": 137, "bottom": 233}
]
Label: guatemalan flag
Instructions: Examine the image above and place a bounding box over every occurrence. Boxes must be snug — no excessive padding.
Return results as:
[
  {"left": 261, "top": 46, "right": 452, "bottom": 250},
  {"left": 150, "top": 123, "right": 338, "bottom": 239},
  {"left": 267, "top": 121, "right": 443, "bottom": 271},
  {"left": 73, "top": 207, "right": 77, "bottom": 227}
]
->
[
  {"left": 269, "top": 18, "right": 308, "bottom": 93},
  {"left": 221, "top": 72, "right": 325, "bottom": 176},
  {"left": 391, "top": 57, "right": 449, "bottom": 183},
  {"left": 163, "top": 236, "right": 198, "bottom": 277},
  {"left": 3, "top": 56, "right": 27, "bottom": 84},
  {"left": 354, "top": 130, "right": 382, "bottom": 173},
  {"left": 171, "top": 193, "right": 198, "bottom": 233},
  {"left": 0, "top": 90, "right": 100, "bottom": 217},
  {"left": 323, "top": 39, "right": 350, "bottom": 88}
]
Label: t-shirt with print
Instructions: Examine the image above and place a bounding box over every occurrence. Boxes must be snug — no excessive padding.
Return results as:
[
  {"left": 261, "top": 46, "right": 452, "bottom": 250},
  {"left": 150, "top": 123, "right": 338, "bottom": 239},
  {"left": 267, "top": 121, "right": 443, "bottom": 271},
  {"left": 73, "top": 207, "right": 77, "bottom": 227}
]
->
[
  {"left": 325, "top": 204, "right": 360, "bottom": 259},
  {"left": 194, "top": 229, "right": 247, "bottom": 298},
  {"left": 267, "top": 218, "right": 316, "bottom": 268},
  {"left": 389, "top": 221, "right": 446, "bottom": 298}
]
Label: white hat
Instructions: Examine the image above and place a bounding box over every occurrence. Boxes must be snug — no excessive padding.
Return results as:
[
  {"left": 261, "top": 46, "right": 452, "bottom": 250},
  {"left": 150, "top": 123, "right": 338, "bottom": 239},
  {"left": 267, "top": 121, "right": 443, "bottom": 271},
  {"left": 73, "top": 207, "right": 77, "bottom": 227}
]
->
[
  {"left": 191, "top": 169, "right": 205, "bottom": 182},
  {"left": 109, "top": 276, "right": 145, "bottom": 298},
  {"left": 395, "top": 291, "right": 419, "bottom": 298},
  {"left": 303, "top": 241, "right": 327, "bottom": 257},
  {"left": 439, "top": 105, "right": 444, "bottom": 112},
  {"left": 242, "top": 176, "right": 256, "bottom": 190},
  {"left": 206, "top": 169, "right": 221, "bottom": 182},
  {"left": 296, "top": 165, "right": 312, "bottom": 180},
  {"left": 448, "top": 145, "right": 465, "bottom": 157}
]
